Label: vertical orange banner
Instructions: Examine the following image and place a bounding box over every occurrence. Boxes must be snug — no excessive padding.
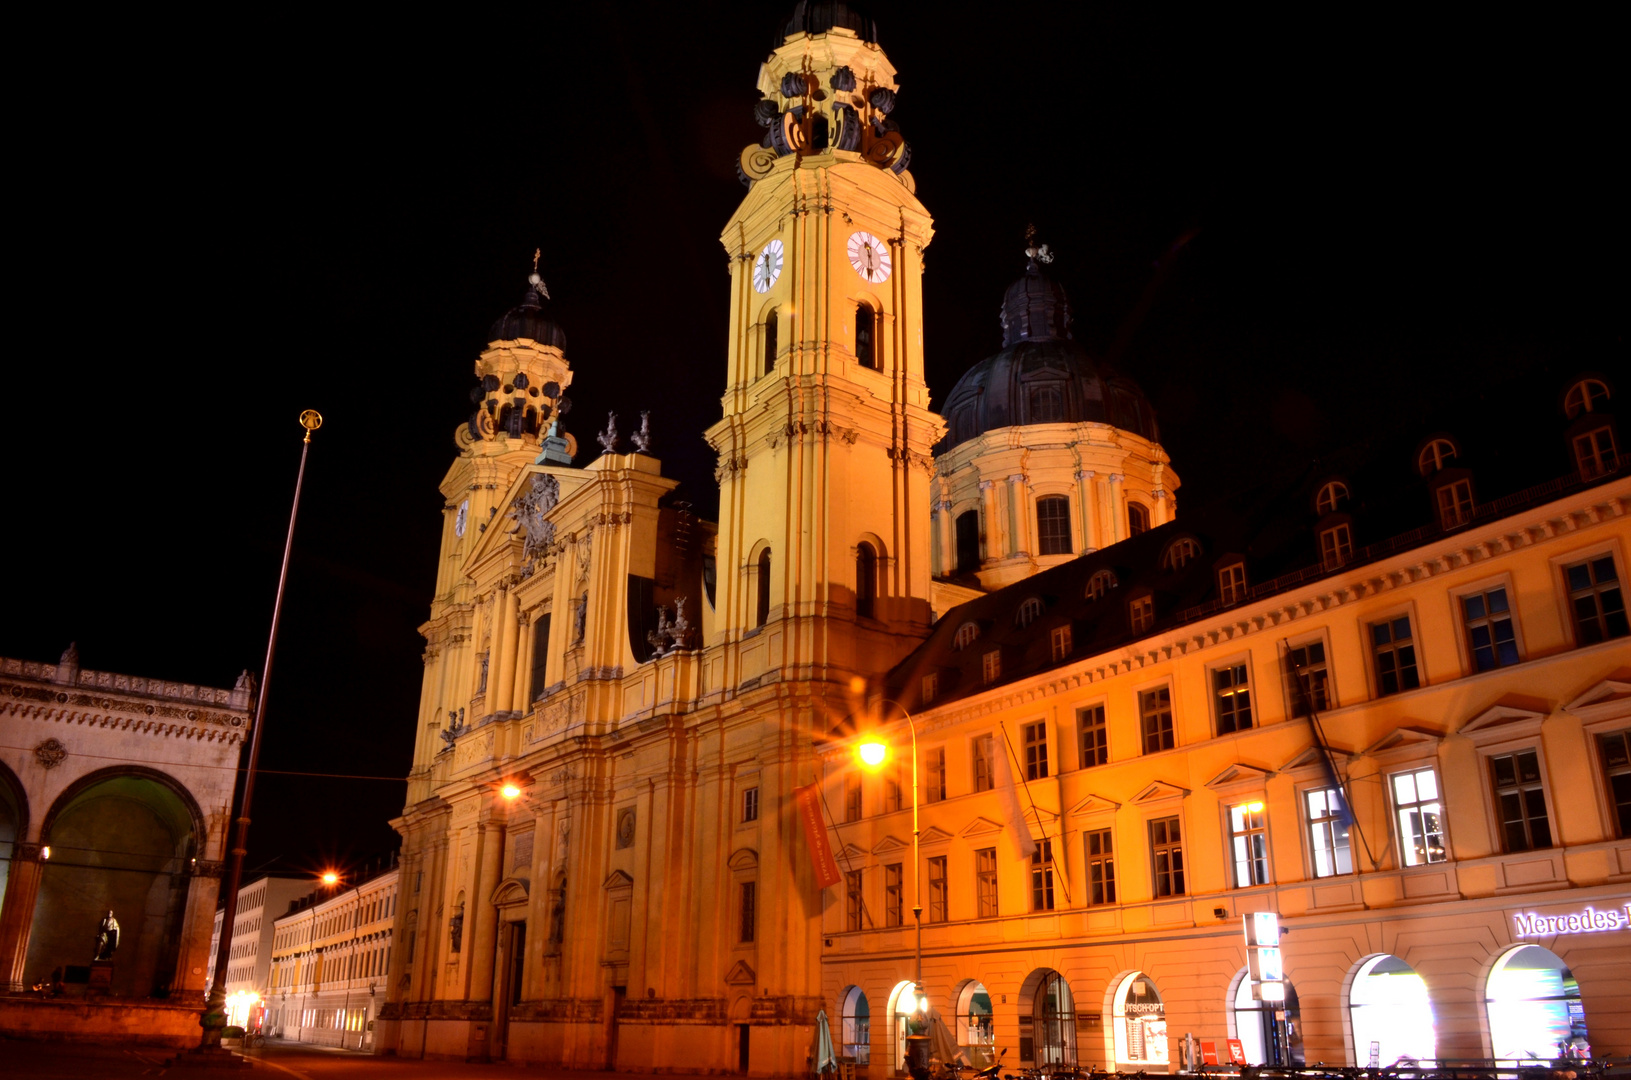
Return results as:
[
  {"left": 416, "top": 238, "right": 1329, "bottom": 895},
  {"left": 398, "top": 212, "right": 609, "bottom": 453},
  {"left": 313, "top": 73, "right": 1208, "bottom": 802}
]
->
[{"left": 795, "top": 783, "right": 842, "bottom": 889}]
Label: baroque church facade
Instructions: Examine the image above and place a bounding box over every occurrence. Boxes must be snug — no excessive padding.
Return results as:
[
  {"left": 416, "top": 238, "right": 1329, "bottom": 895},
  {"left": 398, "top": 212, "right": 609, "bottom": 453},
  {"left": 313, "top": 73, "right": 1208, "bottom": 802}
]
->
[{"left": 377, "top": 4, "right": 1631, "bottom": 1072}]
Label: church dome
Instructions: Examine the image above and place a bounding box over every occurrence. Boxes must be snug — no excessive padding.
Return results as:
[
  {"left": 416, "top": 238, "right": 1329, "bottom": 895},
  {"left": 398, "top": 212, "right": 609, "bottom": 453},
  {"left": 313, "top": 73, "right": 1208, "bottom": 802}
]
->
[
  {"left": 936, "top": 259, "right": 1158, "bottom": 451},
  {"left": 780, "top": 1, "right": 878, "bottom": 43},
  {"left": 488, "top": 280, "right": 566, "bottom": 349}
]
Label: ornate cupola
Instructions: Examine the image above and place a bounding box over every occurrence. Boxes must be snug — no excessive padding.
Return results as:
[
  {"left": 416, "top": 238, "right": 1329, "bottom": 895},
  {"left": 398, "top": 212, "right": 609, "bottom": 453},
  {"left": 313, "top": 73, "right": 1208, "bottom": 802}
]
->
[
  {"left": 1000, "top": 229, "right": 1073, "bottom": 345},
  {"left": 463, "top": 251, "right": 574, "bottom": 452}
]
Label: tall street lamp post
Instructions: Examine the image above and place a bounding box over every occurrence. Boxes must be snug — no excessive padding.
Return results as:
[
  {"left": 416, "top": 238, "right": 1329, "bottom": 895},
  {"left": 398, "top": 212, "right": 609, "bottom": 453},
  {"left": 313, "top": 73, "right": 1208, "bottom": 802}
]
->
[{"left": 857, "top": 700, "right": 929, "bottom": 1079}]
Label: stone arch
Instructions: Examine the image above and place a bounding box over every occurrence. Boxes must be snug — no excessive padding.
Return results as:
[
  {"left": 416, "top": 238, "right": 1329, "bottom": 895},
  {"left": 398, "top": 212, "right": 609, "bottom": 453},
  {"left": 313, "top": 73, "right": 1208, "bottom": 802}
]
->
[
  {"left": 1343, "top": 952, "right": 1436, "bottom": 1067},
  {"left": 1102, "top": 968, "right": 1166, "bottom": 1070},
  {"left": 0, "top": 758, "right": 28, "bottom": 926},
  {"left": 950, "top": 976, "right": 996, "bottom": 1066},
  {"left": 1018, "top": 967, "right": 1078, "bottom": 1066},
  {"left": 727, "top": 848, "right": 758, "bottom": 872}
]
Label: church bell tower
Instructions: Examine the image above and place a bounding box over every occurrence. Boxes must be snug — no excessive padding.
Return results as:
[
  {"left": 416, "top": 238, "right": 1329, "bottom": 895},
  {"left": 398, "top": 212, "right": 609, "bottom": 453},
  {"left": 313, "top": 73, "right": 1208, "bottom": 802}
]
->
[{"left": 707, "top": 4, "right": 941, "bottom": 685}]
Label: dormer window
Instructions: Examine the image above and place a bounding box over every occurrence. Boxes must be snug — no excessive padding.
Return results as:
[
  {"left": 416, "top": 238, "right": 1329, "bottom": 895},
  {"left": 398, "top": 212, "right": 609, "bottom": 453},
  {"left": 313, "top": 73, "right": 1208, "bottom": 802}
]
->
[
  {"left": 1436, "top": 478, "right": 1475, "bottom": 530},
  {"left": 953, "top": 622, "right": 981, "bottom": 650},
  {"left": 1160, "top": 537, "right": 1200, "bottom": 572},
  {"left": 1015, "top": 597, "right": 1044, "bottom": 629},
  {"left": 1086, "top": 569, "right": 1117, "bottom": 600},
  {"left": 1315, "top": 481, "right": 1350, "bottom": 515},
  {"left": 1028, "top": 384, "right": 1065, "bottom": 423},
  {"left": 1218, "top": 562, "right": 1247, "bottom": 606},
  {"left": 1564, "top": 378, "right": 1610, "bottom": 418},
  {"left": 1320, "top": 523, "right": 1354, "bottom": 570},
  {"left": 1575, "top": 426, "right": 1619, "bottom": 480},
  {"left": 1417, "top": 438, "right": 1458, "bottom": 477},
  {"left": 1129, "top": 594, "right": 1154, "bottom": 633}
]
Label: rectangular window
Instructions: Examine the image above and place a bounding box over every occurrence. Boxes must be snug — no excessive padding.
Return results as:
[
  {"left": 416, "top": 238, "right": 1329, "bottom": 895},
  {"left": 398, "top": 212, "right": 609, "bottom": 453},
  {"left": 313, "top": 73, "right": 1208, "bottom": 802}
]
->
[
  {"left": 921, "top": 672, "right": 938, "bottom": 704},
  {"left": 1320, "top": 523, "right": 1354, "bottom": 570},
  {"left": 1050, "top": 624, "right": 1073, "bottom": 662},
  {"left": 1130, "top": 594, "right": 1153, "bottom": 632},
  {"left": 973, "top": 735, "right": 995, "bottom": 792},
  {"left": 1286, "top": 640, "right": 1331, "bottom": 716},
  {"left": 1030, "top": 840, "right": 1056, "bottom": 911},
  {"left": 1462, "top": 587, "right": 1520, "bottom": 671},
  {"left": 742, "top": 786, "right": 759, "bottom": 823},
  {"left": 1370, "top": 617, "right": 1421, "bottom": 695},
  {"left": 925, "top": 748, "right": 947, "bottom": 802},
  {"left": 1078, "top": 704, "right": 1108, "bottom": 768},
  {"left": 884, "top": 863, "right": 903, "bottom": 927},
  {"left": 884, "top": 765, "right": 902, "bottom": 815},
  {"left": 1023, "top": 720, "right": 1049, "bottom": 780},
  {"left": 927, "top": 856, "right": 948, "bottom": 923},
  {"left": 845, "top": 870, "right": 864, "bottom": 931},
  {"left": 976, "top": 847, "right": 998, "bottom": 918},
  {"left": 1213, "top": 662, "right": 1253, "bottom": 735},
  {"left": 1219, "top": 562, "right": 1247, "bottom": 606},
  {"left": 739, "top": 881, "right": 757, "bottom": 943},
  {"left": 1037, "top": 496, "right": 1073, "bottom": 556},
  {"left": 1575, "top": 426, "right": 1619, "bottom": 479},
  {"left": 1085, "top": 828, "right": 1115, "bottom": 905},
  {"left": 1150, "top": 816, "right": 1185, "bottom": 897},
  {"left": 845, "top": 774, "right": 862, "bottom": 823},
  {"left": 982, "top": 649, "right": 1002, "bottom": 683},
  {"left": 1392, "top": 767, "right": 1447, "bottom": 865},
  {"left": 1139, "top": 686, "right": 1174, "bottom": 754},
  {"left": 1491, "top": 750, "right": 1552, "bottom": 852},
  {"left": 1305, "top": 786, "right": 1353, "bottom": 877},
  {"left": 1599, "top": 730, "right": 1631, "bottom": 838},
  {"left": 1566, "top": 556, "right": 1629, "bottom": 644},
  {"left": 1437, "top": 477, "right": 1474, "bottom": 529},
  {"left": 1229, "top": 802, "right": 1270, "bottom": 887}
]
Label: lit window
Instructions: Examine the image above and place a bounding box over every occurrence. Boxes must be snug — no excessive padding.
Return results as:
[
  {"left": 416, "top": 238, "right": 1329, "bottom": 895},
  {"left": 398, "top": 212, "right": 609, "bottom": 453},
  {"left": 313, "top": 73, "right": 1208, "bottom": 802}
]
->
[
  {"left": 1417, "top": 438, "right": 1457, "bottom": 476},
  {"left": 1015, "top": 596, "right": 1044, "bottom": 629},
  {"left": 1150, "top": 816, "right": 1185, "bottom": 897},
  {"left": 1037, "top": 496, "right": 1072, "bottom": 555},
  {"left": 1370, "top": 617, "right": 1420, "bottom": 695},
  {"left": 1490, "top": 750, "right": 1552, "bottom": 852},
  {"left": 1161, "top": 537, "right": 1200, "bottom": 571},
  {"left": 742, "top": 786, "right": 759, "bottom": 823},
  {"left": 739, "top": 881, "right": 757, "bottom": 943},
  {"left": 1078, "top": 704, "right": 1107, "bottom": 768},
  {"left": 845, "top": 870, "right": 864, "bottom": 931},
  {"left": 1286, "top": 640, "right": 1331, "bottom": 716},
  {"left": 1316, "top": 481, "right": 1350, "bottom": 515},
  {"left": 1305, "top": 787, "right": 1352, "bottom": 877},
  {"left": 1139, "top": 686, "right": 1174, "bottom": 754},
  {"left": 1029, "top": 383, "right": 1065, "bottom": 423},
  {"left": 973, "top": 734, "right": 995, "bottom": 792},
  {"left": 1218, "top": 562, "right": 1247, "bottom": 605},
  {"left": 1565, "top": 556, "right": 1629, "bottom": 644},
  {"left": 1229, "top": 802, "right": 1270, "bottom": 887},
  {"left": 1086, "top": 569, "right": 1117, "bottom": 600},
  {"left": 884, "top": 863, "right": 903, "bottom": 927},
  {"left": 1050, "top": 624, "right": 1072, "bottom": 661},
  {"left": 1085, "top": 828, "right": 1115, "bottom": 905},
  {"left": 921, "top": 672, "right": 938, "bottom": 704},
  {"left": 1023, "top": 720, "right": 1048, "bottom": 780},
  {"left": 845, "top": 774, "right": 862, "bottom": 822},
  {"left": 925, "top": 747, "right": 947, "bottom": 802},
  {"left": 1392, "top": 767, "right": 1447, "bottom": 865},
  {"left": 1320, "top": 522, "right": 1354, "bottom": 570},
  {"left": 975, "top": 847, "right": 998, "bottom": 918},
  {"left": 953, "top": 622, "right": 981, "bottom": 650},
  {"left": 1461, "top": 587, "right": 1519, "bottom": 671},
  {"left": 1030, "top": 839, "right": 1056, "bottom": 911},
  {"left": 1563, "top": 377, "right": 1610, "bottom": 418},
  {"left": 1597, "top": 730, "right": 1631, "bottom": 838},
  {"left": 1574, "top": 426, "right": 1619, "bottom": 480},
  {"left": 1129, "top": 594, "right": 1153, "bottom": 633},
  {"left": 1213, "top": 662, "right": 1253, "bottom": 735},
  {"left": 1436, "top": 478, "right": 1474, "bottom": 529},
  {"left": 927, "top": 856, "right": 948, "bottom": 922},
  {"left": 982, "top": 649, "right": 1002, "bottom": 684},
  {"left": 1128, "top": 503, "right": 1149, "bottom": 536}
]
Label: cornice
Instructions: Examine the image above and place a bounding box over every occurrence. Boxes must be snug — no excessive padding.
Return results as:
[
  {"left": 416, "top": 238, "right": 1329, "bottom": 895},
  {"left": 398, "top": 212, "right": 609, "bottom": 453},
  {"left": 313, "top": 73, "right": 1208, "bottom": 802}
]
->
[{"left": 1, "top": 683, "right": 248, "bottom": 744}]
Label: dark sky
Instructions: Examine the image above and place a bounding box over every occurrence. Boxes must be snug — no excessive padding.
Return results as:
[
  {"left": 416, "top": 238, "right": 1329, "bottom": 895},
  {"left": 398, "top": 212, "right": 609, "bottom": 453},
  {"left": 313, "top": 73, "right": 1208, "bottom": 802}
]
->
[{"left": 4, "top": 4, "right": 1617, "bottom": 872}]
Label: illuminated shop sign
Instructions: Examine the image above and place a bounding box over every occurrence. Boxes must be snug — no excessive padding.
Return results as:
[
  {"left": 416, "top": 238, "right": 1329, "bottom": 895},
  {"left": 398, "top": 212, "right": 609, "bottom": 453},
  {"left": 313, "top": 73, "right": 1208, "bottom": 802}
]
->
[{"left": 1512, "top": 903, "right": 1630, "bottom": 937}]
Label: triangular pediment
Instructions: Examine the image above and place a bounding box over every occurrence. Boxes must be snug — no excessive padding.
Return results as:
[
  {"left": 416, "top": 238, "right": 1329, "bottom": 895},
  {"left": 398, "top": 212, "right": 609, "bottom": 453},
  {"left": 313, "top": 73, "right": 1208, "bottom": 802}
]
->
[
  {"left": 724, "top": 960, "right": 756, "bottom": 986},
  {"left": 1020, "top": 806, "right": 1059, "bottom": 831},
  {"left": 1069, "top": 794, "right": 1120, "bottom": 818},
  {"left": 1459, "top": 704, "right": 1547, "bottom": 744},
  {"left": 601, "top": 870, "right": 633, "bottom": 891},
  {"left": 1130, "top": 781, "right": 1189, "bottom": 805},
  {"left": 1279, "top": 744, "right": 1353, "bottom": 774},
  {"left": 920, "top": 826, "right": 954, "bottom": 847},
  {"left": 960, "top": 816, "right": 1004, "bottom": 838},
  {"left": 490, "top": 876, "right": 530, "bottom": 907},
  {"left": 873, "top": 835, "right": 910, "bottom": 857},
  {"left": 1205, "top": 764, "right": 1274, "bottom": 794},
  {"left": 840, "top": 843, "right": 870, "bottom": 862},
  {"left": 1364, "top": 726, "right": 1443, "bottom": 763},
  {"left": 1563, "top": 679, "right": 1631, "bottom": 722}
]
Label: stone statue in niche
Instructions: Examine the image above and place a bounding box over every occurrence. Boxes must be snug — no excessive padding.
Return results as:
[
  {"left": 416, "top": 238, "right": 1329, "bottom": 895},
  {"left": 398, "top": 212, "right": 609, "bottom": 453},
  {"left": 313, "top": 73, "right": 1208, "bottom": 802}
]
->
[
  {"left": 632, "top": 411, "right": 652, "bottom": 453},
  {"left": 477, "top": 651, "right": 490, "bottom": 694},
  {"left": 449, "top": 905, "right": 464, "bottom": 954},
  {"left": 548, "top": 880, "right": 567, "bottom": 947},
  {"left": 94, "top": 910, "right": 120, "bottom": 961},
  {"left": 439, "top": 709, "right": 467, "bottom": 751},
  {"left": 573, "top": 594, "right": 588, "bottom": 643}
]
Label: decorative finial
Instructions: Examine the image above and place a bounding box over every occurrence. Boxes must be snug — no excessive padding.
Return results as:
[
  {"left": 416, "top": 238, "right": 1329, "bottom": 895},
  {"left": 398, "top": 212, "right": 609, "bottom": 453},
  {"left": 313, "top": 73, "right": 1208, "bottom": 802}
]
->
[
  {"left": 596, "top": 411, "right": 619, "bottom": 454},
  {"left": 632, "top": 411, "right": 652, "bottom": 453},
  {"left": 299, "top": 409, "right": 323, "bottom": 444},
  {"left": 1023, "top": 224, "right": 1053, "bottom": 265},
  {"left": 528, "top": 248, "right": 551, "bottom": 300}
]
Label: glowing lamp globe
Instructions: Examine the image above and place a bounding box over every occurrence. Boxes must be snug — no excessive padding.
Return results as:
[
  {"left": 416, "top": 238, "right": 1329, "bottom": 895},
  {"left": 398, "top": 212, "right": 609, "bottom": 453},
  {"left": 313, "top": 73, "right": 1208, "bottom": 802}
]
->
[
  {"left": 858, "top": 742, "right": 888, "bottom": 767},
  {"left": 502, "top": 784, "right": 521, "bottom": 799},
  {"left": 321, "top": 872, "right": 339, "bottom": 885}
]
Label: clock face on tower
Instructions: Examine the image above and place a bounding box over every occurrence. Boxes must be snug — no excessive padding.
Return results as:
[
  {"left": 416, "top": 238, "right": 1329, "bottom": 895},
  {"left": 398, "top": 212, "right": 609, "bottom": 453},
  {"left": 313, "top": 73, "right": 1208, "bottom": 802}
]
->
[
  {"left": 753, "top": 239, "right": 784, "bottom": 293},
  {"left": 847, "top": 231, "right": 891, "bottom": 283}
]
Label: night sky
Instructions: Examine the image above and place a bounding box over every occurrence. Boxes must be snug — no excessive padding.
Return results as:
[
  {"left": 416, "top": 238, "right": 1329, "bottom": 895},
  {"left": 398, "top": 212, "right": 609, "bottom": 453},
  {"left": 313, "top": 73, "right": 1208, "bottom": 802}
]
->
[{"left": 4, "top": 4, "right": 1616, "bottom": 877}]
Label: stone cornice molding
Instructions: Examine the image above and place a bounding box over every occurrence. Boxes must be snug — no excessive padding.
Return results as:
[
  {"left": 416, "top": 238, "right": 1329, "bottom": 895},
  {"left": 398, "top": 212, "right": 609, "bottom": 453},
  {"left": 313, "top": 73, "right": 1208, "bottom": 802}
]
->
[{"left": 1, "top": 684, "right": 249, "bottom": 743}]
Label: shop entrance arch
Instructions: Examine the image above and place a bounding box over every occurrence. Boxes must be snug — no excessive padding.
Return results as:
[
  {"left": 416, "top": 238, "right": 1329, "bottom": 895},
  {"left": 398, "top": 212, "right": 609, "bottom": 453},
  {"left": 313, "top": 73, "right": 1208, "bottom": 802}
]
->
[
  {"left": 1019, "top": 968, "right": 1076, "bottom": 1066},
  {"left": 887, "top": 980, "right": 920, "bottom": 1072},
  {"left": 1229, "top": 968, "right": 1303, "bottom": 1066},
  {"left": 954, "top": 980, "right": 995, "bottom": 1067},
  {"left": 1485, "top": 944, "right": 1588, "bottom": 1060},
  {"left": 1110, "top": 971, "right": 1167, "bottom": 1071},
  {"left": 1348, "top": 954, "right": 1436, "bottom": 1066},
  {"left": 839, "top": 985, "right": 871, "bottom": 1064}
]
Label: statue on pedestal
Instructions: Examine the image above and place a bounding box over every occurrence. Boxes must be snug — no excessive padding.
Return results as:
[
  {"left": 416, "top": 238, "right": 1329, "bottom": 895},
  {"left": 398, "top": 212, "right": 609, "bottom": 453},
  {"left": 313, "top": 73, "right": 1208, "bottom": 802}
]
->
[{"left": 94, "top": 910, "right": 120, "bottom": 961}]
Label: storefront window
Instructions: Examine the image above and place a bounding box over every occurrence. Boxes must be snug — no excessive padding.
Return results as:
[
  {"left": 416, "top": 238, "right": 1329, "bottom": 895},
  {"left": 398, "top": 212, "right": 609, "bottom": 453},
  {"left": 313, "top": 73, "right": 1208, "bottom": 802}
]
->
[
  {"left": 840, "top": 985, "right": 870, "bottom": 1064},
  {"left": 1031, "top": 970, "right": 1076, "bottom": 1066},
  {"left": 889, "top": 981, "right": 924, "bottom": 1071},
  {"left": 1113, "top": 971, "right": 1168, "bottom": 1069},
  {"left": 1231, "top": 970, "right": 1304, "bottom": 1066},
  {"left": 957, "top": 981, "right": 996, "bottom": 1067},
  {"left": 1349, "top": 955, "right": 1436, "bottom": 1066},
  {"left": 1486, "top": 945, "right": 1588, "bottom": 1061}
]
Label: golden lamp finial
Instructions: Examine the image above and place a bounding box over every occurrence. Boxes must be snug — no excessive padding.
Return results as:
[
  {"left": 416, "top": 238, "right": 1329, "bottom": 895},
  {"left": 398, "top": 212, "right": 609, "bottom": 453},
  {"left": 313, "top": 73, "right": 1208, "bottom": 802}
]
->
[
  {"left": 532, "top": 247, "right": 541, "bottom": 274},
  {"left": 299, "top": 409, "right": 323, "bottom": 444}
]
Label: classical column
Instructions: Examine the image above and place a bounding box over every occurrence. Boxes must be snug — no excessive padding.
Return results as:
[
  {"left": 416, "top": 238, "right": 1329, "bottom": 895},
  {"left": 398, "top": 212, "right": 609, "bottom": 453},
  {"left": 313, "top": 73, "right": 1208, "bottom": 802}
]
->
[
  {"left": 933, "top": 501, "right": 953, "bottom": 577},
  {"left": 1075, "top": 470, "right": 1097, "bottom": 551},
  {"left": 1152, "top": 488, "right": 1169, "bottom": 527},
  {"left": 1107, "top": 474, "right": 1126, "bottom": 544},
  {"left": 465, "top": 817, "right": 506, "bottom": 1006},
  {"left": 1007, "top": 474, "right": 1030, "bottom": 556},
  {"left": 0, "top": 842, "right": 43, "bottom": 991},
  {"left": 491, "top": 588, "right": 518, "bottom": 715},
  {"left": 978, "top": 481, "right": 1000, "bottom": 567}
]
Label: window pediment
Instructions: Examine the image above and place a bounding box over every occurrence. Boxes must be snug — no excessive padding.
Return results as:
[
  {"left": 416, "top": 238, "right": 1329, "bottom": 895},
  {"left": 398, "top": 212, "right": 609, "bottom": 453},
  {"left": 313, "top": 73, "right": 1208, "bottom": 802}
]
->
[
  {"left": 1563, "top": 679, "right": 1631, "bottom": 723},
  {"left": 1363, "top": 725, "right": 1443, "bottom": 765},
  {"left": 872, "top": 835, "right": 910, "bottom": 857},
  {"left": 725, "top": 960, "right": 757, "bottom": 985},
  {"left": 1458, "top": 704, "right": 1547, "bottom": 746},
  {"left": 727, "top": 848, "right": 759, "bottom": 871},
  {"left": 839, "top": 843, "right": 869, "bottom": 862},
  {"left": 1278, "top": 744, "right": 1355, "bottom": 779},
  {"left": 1129, "top": 780, "right": 1189, "bottom": 806},
  {"left": 601, "top": 870, "right": 634, "bottom": 891},
  {"left": 1068, "top": 793, "right": 1120, "bottom": 818},
  {"left": 920, "top": 825, "right": 954, "bottom": 847},
  {"left": 490, "top": 877, "right": 531, "bottom": 907},
  {"left": 960, "top": 816, "right": 1004, "bottom": 838},
  {"left": 1204, "top": 763, "right": 1274, "bottom": 798}
]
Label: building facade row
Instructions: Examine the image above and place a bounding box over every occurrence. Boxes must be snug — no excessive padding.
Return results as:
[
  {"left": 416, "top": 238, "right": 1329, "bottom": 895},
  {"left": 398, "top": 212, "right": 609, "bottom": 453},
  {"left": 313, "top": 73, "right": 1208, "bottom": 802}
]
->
[{"left": 266, "top": 866, "right": 399, "bottom": 1049}]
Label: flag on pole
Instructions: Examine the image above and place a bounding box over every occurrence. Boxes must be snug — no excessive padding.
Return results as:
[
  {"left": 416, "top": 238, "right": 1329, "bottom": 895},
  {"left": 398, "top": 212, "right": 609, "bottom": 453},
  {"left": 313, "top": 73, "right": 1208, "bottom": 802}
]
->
[
  {"left": 993, "top": 729, "right": 1038, "bottom": 860},
  {"left": 795, "top": 783, "right": 843, "bottom": 889}
]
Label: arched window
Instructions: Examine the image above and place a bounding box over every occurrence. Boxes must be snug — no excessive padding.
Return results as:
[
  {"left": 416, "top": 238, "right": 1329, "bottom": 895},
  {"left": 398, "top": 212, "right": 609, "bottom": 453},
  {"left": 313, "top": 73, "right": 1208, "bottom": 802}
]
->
[
  {"left": 1349, "top": 955, "right": 1436, "bottom": 1066},
  {"left": 1028, "top": 384, "right": 1065, "bottom": 423},
  {"left": 1564, "top": 378, "right": 1610, "bottom": 418},
  {"left": 1015, "top": 596, "right": 1044, "bottom": 629},
  {"left": 1485, "top": 944, "right": 1588, "bottom": 1060},
  {"left": 888, "top": 981, "right": 921, "bottom": 1071},
  {"left": 955, "top": 981, "right": 996, "bottom": 1066},
  {"left": 953, "top": 622, "right": 981, "bottom": 650},
  {"left": 1036, "top": 495, "right": 1072, "bottom": 555},
  {"left": 856, "top": 303, "right": 878, "bottom": 370},
  {"left": 1231, "top": 970, "right": 1304, "bottom": 1065},
  {"left": 763, "top": 308, "right": 778, "bottom": 376},
  {"left": 839, "top": 985, "right": 871, "bottom": 1064},
  {"left": 1111, "top": 971, "right": 1165, "bottom": 1068},
  {"left": 1032, "top": 970, "right": 1077, "bottom": 1066},
  {"left": 1127, "top": 503, "right": 1149, "bottom": 537},
  {"left": 955, "top": 510, "right": 981, "bottom": 575},
  {"left": 856, "top": 542, "right": 878, "bottom": 619},
  {"left": 1417, "top": 438, "right": 1458, "bottom": 477},
  {"left": 1161, "top": 537, "right": 1200, "bottom": 571},
  {"left": 1086, "top": 569, "right": 1117, "bottom": 600},
  {"left": 1316, "top": 481, "right": 1350, "bottom": 515},
  {"left": 756, "top": 548, "right": 772, "bottom": 627}
]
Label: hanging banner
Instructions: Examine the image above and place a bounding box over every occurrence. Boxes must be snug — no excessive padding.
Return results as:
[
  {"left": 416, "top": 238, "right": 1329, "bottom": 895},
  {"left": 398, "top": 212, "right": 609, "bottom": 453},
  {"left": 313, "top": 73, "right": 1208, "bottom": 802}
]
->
[{"left": 795, "top": 783, "right": 842, "bottom": 889}]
